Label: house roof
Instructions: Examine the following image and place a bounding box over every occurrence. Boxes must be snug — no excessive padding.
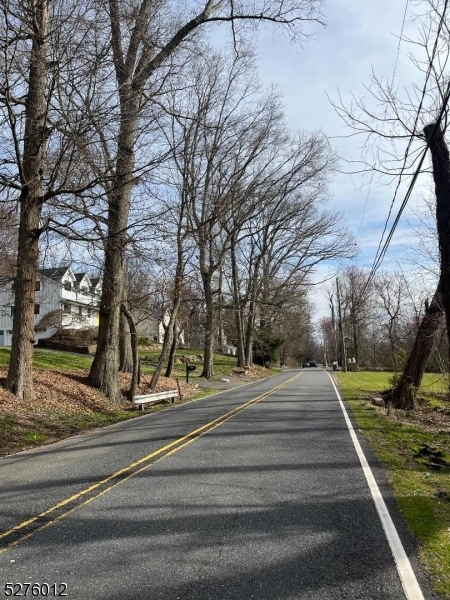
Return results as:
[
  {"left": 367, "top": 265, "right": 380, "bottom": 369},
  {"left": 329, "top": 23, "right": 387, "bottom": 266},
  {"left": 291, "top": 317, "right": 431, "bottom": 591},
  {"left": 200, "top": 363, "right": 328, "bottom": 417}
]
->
[
  {"left": 39, "top": 267, "right": 70, "bottom": 279},
  {"left": 74, "top": 272, "right": 92, "bottom": 287}
]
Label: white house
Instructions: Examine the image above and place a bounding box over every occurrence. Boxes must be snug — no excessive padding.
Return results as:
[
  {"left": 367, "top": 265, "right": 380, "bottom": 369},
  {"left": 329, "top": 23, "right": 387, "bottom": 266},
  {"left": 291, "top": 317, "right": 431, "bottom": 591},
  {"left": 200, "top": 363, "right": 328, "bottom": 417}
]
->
[{"left": 0, "top": 266, "right": 101, "bottom": 346}]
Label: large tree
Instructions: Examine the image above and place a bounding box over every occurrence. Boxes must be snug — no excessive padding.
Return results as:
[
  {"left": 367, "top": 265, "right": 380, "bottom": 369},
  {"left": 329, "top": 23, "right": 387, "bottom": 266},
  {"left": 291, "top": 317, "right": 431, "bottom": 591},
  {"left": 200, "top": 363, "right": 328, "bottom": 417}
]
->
[
  {"left": 333, "top": 0, "right": 450, "bottom": 402},
  {"left": 0, "top": 0, "right": 100, "bottom": 399},
  {"left": 157, "top": 50, "right": 319, "bottom": 377},
  {"left": 84, "top": 0, "right": 324, "bottom": 400},
  {"left": 233, "top": 181, "right": 355, "bottom": 366}
]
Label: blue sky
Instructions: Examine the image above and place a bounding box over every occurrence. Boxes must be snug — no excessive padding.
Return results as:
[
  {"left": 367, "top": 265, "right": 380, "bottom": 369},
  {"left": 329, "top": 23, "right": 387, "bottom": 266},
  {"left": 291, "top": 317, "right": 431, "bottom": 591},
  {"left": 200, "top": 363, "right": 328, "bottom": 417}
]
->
[{"left": 253, "top": 0, "right": 437, "bottom": 320}]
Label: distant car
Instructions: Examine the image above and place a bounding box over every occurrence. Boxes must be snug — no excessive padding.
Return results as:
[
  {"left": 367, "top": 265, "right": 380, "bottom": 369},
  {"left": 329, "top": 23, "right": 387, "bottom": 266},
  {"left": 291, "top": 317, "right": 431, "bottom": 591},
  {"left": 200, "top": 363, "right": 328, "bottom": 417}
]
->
[
  {"left": 309, "top": 361, "right": 317, "bottom": 367},
  {"left": 302, "top": 362, "right": 309, "bottom": 368}
]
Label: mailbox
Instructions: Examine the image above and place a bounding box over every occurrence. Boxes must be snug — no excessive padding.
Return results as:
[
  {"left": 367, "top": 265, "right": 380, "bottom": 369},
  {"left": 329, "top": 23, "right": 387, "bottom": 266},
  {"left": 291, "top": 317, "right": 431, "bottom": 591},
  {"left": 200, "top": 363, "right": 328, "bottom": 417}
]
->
[{"left": 186, "top": 364, "right": 197, "bottom": 383}]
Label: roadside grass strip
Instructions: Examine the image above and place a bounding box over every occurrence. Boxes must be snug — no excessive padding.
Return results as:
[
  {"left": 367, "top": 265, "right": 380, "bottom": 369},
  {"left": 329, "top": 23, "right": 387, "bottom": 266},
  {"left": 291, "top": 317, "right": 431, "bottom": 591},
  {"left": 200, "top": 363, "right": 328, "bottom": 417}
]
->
[
  {"left": 0, "top": 372, "right": 302, "bottom": 554},
  {"left": 327, "top": 373, "right": 425, "bottom": 600},
  {"left": 335, "top": 371, "right": 450, "bottom": 600}
]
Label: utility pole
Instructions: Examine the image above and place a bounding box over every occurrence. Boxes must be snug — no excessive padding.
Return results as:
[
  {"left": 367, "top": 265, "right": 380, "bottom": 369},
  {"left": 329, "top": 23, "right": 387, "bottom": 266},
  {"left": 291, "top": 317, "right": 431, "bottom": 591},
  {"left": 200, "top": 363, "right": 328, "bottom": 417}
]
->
[
  {"left": 329, "top": 293, "right": 338, "bottom": 365},
  {"left": 336, "top": 277, "right": 347, "bottom": 372},
  {"left": 323, "top": 328, "right": 328, "bottom": 367}
]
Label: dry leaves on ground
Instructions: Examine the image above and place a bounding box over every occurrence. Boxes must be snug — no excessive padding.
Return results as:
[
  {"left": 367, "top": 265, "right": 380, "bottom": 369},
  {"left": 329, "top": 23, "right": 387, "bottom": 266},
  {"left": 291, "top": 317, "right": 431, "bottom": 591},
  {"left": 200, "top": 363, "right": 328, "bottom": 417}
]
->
[
  {"left": 387, "top": 404, "right": 450, "bottom": 434},
  {"left": 0, "top": 369, "right": 198, "bottom": 456},
  {"left": 231, "top": 365, "right": 270, "bottom": 378}
]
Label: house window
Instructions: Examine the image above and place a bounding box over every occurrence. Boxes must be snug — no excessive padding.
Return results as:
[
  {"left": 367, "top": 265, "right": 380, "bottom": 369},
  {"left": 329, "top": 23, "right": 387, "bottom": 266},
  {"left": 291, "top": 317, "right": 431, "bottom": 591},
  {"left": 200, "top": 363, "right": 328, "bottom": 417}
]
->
[
  {"left": 10, "top": 306, "right": 14, "bottom": 317},
  {"left": 87, "top": 308, "right": 92, "bottom": 317},
  {"left": 64, "top": 282, "right": 71, "bottom": 291},
  {"left": 0, "top": 330, "right": 3, "bottom": 335},
  {"left": 62, "top": 303, "right": 71, "bottom": 313},
  {"left": 34, "top": 304, "right": 40, "bottom": 315},
  {"left": 78, "top": 306, "right": 83, "bottom": 316}
]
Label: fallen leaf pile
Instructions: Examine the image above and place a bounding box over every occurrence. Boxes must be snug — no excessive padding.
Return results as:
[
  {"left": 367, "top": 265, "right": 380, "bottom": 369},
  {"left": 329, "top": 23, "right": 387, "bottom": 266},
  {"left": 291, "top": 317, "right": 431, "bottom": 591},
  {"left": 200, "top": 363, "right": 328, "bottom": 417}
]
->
[
  {"left": 381, "top": 401, "right": 450, "bottom": 435},
  {"left": 231, "top": 364, "right": 269, "bottom": 378},
  {"left": 0, "top": 368, "right": 197, "bottom": 456}
]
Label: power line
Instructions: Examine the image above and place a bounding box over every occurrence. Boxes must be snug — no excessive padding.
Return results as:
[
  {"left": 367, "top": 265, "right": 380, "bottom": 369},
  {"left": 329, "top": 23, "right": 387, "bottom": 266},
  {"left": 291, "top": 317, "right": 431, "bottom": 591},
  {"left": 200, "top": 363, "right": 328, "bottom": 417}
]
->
[
  {"left": 391, "top": 0, "right": 409, "bottom": 87},
  {"left": 356, "top": 2, "right": 450, "bottom": 307},
  {"left": 369, "top": 0, "right": 449, "bottom": 281},
  {"left": 359, "top": 80, "right": 450, "bottom": 304}
]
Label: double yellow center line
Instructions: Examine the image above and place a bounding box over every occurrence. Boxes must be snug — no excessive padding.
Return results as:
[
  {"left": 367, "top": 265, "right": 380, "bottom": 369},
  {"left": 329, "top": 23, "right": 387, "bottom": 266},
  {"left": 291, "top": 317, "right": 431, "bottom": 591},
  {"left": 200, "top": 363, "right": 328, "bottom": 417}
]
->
[{"left": 0, "top": 371, "right": 302, "bottom": 553}]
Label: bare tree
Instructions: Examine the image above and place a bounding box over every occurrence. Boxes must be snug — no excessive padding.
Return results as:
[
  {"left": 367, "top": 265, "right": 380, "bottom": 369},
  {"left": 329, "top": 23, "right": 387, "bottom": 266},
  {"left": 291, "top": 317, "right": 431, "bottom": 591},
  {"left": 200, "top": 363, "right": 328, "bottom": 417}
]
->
[
  {"left": 234, "top": 181, "right": 356, "bottom": 366},
  {"left": 160, "top": 50, "right": 291, "bottom": 377},
  {"left": 332, "top": 0, "right": 450, "bottom": 394},
  {"left": 84, "top": 0, "right": 324, "bottom": 398},
  {"left": 338, "top": 266, "right": 374, "bottom": 367},
  {"left": 149, "top": 198, "right": 188, "bottom": 389},
  {"left": 0, "top": 0, "right": 100, "bottom": 399},
  {"left": 374, "top": 271, "right": 412, "bottom": 371},
  {"left": 2, "top": 0, "right": 51, "bottom": 399}
]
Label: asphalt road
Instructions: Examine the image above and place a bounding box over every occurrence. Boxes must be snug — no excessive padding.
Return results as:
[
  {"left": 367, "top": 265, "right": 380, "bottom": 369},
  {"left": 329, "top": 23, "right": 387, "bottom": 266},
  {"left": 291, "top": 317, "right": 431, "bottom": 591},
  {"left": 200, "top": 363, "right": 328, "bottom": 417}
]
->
[{"left": 0, "top": 369, "right": 441, "bottom": 599}]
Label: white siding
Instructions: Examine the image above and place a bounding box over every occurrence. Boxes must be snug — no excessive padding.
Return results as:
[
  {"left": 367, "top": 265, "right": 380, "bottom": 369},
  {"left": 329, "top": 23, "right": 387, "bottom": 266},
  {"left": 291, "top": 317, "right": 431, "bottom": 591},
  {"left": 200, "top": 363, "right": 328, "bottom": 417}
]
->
[{"left": 0, "top": 268, "right": 101, "bottom": 346}]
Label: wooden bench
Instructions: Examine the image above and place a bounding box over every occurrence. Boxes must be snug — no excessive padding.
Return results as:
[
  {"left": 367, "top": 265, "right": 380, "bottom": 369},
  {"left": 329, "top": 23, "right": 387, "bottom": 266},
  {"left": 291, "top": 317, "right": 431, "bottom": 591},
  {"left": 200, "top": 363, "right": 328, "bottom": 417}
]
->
[{"left": 132, "top": 389, "right": 179, "bottom": 411}]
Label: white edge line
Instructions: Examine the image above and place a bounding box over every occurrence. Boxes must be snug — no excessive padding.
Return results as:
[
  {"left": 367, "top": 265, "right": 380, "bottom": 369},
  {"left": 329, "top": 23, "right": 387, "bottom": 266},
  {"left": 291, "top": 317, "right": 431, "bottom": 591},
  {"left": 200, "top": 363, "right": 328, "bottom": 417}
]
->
[{"left": 326, "top": 372, "right": 425, "bottom": 600}]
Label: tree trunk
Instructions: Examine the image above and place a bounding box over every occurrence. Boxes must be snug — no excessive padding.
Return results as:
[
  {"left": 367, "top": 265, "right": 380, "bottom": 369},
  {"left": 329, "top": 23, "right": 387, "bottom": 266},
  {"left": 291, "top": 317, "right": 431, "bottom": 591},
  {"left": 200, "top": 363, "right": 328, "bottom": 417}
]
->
[
  {"left": 230, "top": 237, "right": 245, "bottom": 367},
  {"left": 88, "top": 231, "right": 125, "bottom": 403},
  {"left": 217, "top": 267, "right": 224, "bottom": 350},
  {"left": 424, "top": 123, "right": 450, "bottom": 371},
  {"left": 388, "top": 323, "right": 397, "bottom": 371},
  {"left": 88, "top": 91, "right": 140, "bottom": 404},
  {"left": 243, "top": 266, "right": 261, "bottom": 367},
  {"left": 200, "top": 272, "right": 215, "bottom": 378},
  {"left": 151, "top": 317, "right": 174, "bottom": 389},
  {"left": 120, "top": 304, "right": 140, "bottom": 402},
  {"left": 244, "top": 300, "right": 256, "bottom": 366},
  {"left": 165, "top": 322, "right": 179, "bottom": 378},
  {"left": 151, "top": 206, "right": 185, "bottom": 389},
  {"left": 6, "top": 2, "right": 49, "bottom": 399},
  {"left": 151, "top": 306, "right": 182, "bottom": 389},
  {"left": 382, "top": 283, "right": 443, "bottom": 410},
  {"left": 119, "top": 280, "right": 132, "bottom": 372},
  {"left": 352, "top": 317, "right": 359, "bottom": 366},
  {"left": 119, "top": 312, "right": 133, "bottom": 372}
]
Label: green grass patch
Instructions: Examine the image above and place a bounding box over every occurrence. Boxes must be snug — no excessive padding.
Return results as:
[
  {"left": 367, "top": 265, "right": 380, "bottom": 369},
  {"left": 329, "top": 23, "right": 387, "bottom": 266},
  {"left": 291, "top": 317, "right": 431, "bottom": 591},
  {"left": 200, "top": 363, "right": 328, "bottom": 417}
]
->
[
  {"left": 0, "top": 347, "right": 93, "bottom": 371},
  {"left": 0, "top": 346, "right": 240, "bottom": 378},
  {"left": 336, "top": 371, "right": 450, "bottom": 598},
  {"left": 140, "top": 349, "right": 240, "bottom": 380}
]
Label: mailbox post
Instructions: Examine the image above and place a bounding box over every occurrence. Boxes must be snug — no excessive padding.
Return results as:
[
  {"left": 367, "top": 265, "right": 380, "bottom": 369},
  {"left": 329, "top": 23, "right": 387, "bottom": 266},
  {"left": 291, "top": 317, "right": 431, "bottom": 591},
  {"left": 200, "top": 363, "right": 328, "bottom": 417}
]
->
[{"left": 186, "top": 364, "right": 196, "bottom": 383}]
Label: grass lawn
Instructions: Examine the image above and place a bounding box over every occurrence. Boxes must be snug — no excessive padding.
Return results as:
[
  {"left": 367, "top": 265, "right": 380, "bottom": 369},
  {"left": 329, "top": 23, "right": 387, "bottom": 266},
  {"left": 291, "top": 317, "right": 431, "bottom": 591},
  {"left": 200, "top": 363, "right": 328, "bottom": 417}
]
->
[
  {"left": 0, "top": 346, "right": 240, "bottom": 378},
  {"left": 336, "top": 371, "right": 450, "bottom": 598},
  {"left": 0, "top": 347, "right": 94, "bottom": 370},
  {"left": 139, "top": 347, "right": 240, "bottom": 380}
]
